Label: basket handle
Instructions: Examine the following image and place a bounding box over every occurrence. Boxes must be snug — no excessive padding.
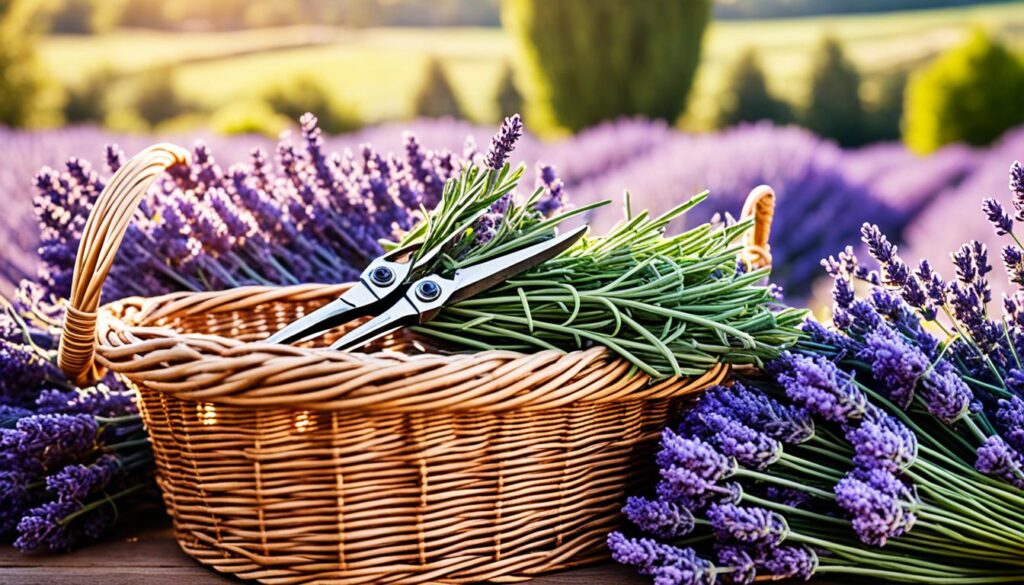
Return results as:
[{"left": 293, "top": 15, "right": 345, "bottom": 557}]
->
[
  {"left": 738, "top": 185, "right": 774, "bottom": 270},
  {"left": 58, "top": 144, "right": 191, "bottom": 386}
]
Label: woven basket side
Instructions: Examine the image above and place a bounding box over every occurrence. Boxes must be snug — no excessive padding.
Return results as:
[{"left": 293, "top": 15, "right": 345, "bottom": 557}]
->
[{"left": 134, "top": 377, "right": 690, "bottom": 583}]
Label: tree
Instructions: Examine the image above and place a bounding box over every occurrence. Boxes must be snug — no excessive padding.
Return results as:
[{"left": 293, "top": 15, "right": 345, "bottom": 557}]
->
[
  {"left": 495, "top": 62, "right": 524, "bottom": 121},
  {"left": 64, "top": 67, "right": 117, "bottom": 124},
  {"left": 128, "top": 66, "right": 195, "bottom": 128},
  {"left": 803, "top": 37, "right": 865, "bottom": 146},
  {"left": 0, "top": 0, "right": 62, "bottom": 127},
  {"left": 904, "top": 29, "right": 1024, "bottom": 154},
  {"left": 502, "top": 0, "right": 710, "bottom": 132},
  {"left": 413, "top": 58, "right": 464, "bottom": 119},
  {"left": 716, "top": 48, "right": 793, "bottom": 127},
  {"left": 262, "top": 75, "right": 361, "bottom": 134}
]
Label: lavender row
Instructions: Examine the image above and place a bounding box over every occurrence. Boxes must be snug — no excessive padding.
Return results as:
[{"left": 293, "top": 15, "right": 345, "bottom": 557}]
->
[{"left": 0, "top": 119, "right": 1014, "bottom": 299}]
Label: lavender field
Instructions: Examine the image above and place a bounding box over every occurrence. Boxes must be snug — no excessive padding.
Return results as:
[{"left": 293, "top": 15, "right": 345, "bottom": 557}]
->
[{"left": 3, "top": 119, "right": 1021, "bottom": 303}]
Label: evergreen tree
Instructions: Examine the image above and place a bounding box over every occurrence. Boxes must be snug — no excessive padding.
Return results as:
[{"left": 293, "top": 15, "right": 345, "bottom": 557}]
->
[
  {"left": 803, "top": 37, "right": 865, "bottom": 146},
  {"left": 413, "top": 58, "right": 464, "bottom": 119},
  {"left": 904, "top": 29, "right": 1024, "bottom": 153},
  {"left": 495, "top": 62, "right": 524, "bottom": 121},
  {"left": 503, "top": 0, "right": 710, "bottom": 132},
  {"left": 716, "top": 48, "right": 792, "bottom": 127}
]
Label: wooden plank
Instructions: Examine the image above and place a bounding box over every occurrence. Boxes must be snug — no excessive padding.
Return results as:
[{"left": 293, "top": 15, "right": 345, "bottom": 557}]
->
[{"left": 0, "top": 521, "right": 646, "bottom": 584}]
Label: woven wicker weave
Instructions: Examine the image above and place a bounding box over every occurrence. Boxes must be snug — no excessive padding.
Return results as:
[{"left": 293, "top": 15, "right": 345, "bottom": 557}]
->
[{"left": 57, "top": 144, "right": 776, "bottom": 584}]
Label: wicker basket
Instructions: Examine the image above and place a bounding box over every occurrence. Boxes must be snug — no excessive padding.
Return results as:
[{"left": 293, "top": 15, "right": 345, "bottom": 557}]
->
[{"left": 56, "top": 144, "right": 776, "bottom": 584}]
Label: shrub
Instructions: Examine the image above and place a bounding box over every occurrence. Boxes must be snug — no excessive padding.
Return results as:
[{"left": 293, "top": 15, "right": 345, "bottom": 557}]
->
[
  {"left": 262, "top": 75, "right": 361, "bottom": 134},
  {"left": 0, "top": 0, "right": 63, "bottom": 128},
  {"left": 502, "top": 0, "right": 710, "bottom": 132},
  {"left": 803, "top": 37, "right": 865, "bottom": 146},
  {"left": 413, "top": 58, "right": 464, "bottom": 119},
  {"left": 715, "top": 48, "right": 793, "bottom": 127},
  {"left": 495, "top": 62, "right": 524, "bottom": 121},
  {"left": 63, "top": 67, "right": 117, "bottom": 124},
  {"left": 127, "top": 65, "right": 195, "bottom": 128},
  {"left": 210, "top": 99, "right": 291, "bottom": 136},
  {"left": 904, "top": 29, "right": 1024, "bottom": 154}
]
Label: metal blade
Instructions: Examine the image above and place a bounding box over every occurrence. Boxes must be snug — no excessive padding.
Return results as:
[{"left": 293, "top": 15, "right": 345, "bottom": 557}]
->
[
  {"left": 446, "top": 225, "right": 587, "bottom": 306},
  {"left": 329, "top": 296, "right": 422, "bottom": 351}
]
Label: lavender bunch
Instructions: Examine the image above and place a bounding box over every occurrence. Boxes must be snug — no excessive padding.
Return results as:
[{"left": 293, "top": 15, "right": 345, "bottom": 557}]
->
[
  {"left": 0, "top": 291, "right": 156, "bottom": 551},
  {"left": 611, "top": 159, "right": 1024, "bottom": 584},
  {"left": 33, "top": 114, "right": 459, "bottom": 301}
]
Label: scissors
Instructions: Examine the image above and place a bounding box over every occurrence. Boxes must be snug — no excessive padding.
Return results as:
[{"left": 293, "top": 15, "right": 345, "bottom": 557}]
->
[{"left": 266, "top": 224, "right": 588, "bottom": 351}]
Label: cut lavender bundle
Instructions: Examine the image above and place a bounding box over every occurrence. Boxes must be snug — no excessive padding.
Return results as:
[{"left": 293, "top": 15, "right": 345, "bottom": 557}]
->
[
  {"left": 34, "top": 114, "right": 460, "bottom": 301},
  {"left": 612, "top": 159, "right": 1024, "bottom": 584},
  {"left": 0, "top": 293, "right": 155, "bottom": 551}
]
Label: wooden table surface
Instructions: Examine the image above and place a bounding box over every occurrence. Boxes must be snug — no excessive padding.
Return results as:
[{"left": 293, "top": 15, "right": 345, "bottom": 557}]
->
[{"left": 0, "top": 520, "right": 646, "bottom": 585}]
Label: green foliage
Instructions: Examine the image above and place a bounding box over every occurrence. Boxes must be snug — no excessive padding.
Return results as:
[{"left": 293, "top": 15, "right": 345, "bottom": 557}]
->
[
  {"left": 904, "top": 29, "right": 1024, "bottom": 154},
  {"left": 210, "top": 99, "right": 291, "bottom": 136},
  {"left": 862, "top": 70, "right": 908, "bottom": 143},
  {"left": 803, "top": 37, "right": 865, "bottom": 146},
  {"left": 494, "top": 62, "right": 524, "bottom": 121},
  {"left": 63, "top": 66, "right": 117, "bottom": 124},
  {"left": 715, "top": 48, "right": 793, "bottom": 127},
  {"left": 413, "top": 58, "right": 464, "bottom": 119},
  {"left": 0, "top": 0, "right": 62, "bottom": 127},
  {"left": 262, "top": 75, "right": 361, "bottom": 134},
  {"left": 503, "top": 0, "right": 710, "bottom": 132},
  {"left": 127, "top": 66, "right": 195, "bottom": 128}
]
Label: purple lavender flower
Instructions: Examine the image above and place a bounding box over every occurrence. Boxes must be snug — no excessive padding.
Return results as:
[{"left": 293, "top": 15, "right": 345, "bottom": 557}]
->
[
  {"left": 861, "top": 223, "right": 909, "bottom": 287},
  {"left": 11, "top": 414, "right": 98, "bottom": 472},
  {"left": 607, "top": 532, "right": 715, "bottom": 585},
  {"left": 915, "top": 259, "right": 947, "bottom": 304},
  {"left": 984, "top": 198, "right": 1014, "bottom": 236},
  {"left": 857, "top": 325, "right": 928, "bottom": 409},
  {"left": 716, "top": 545, "right": 756, "bottom": 585},
  {"left": 697, "top": 413, "right": 782, "bottom": 471},
  {"left": 831, "top": 278, "right": 855, "bottom": 310},
  {"left": 1010, "top": 161, "right": 1024, "bottom": 214},
  {"left": 35, "top": 385, "right": 136, "bottom": 418},
  {"left": 754, "top": 546, "right": 818, "bottom": 580},
  {"left": 1003, "top": 246, "right": 1024, "bottom": 286},
  {"left": 623, "top": 496, "right": 695, "bottom": 539},
  {"left": 834, "top": 471, "right": 917, "bottom": 546},
  {"left": 485, "top": 114, "right": 523, "bottom": 170},
  {"left": 0, "top": 470, "right": 30, "bottom": 533},
  {"left": 772, "top": 353, "right": 867, "bottom": 423},
  {"left": 845, "top": 407, "right": 918, "bottom": 472},
  {"left": 706, "top": 503, "right": 788, "bottom": 547},
  {"left": 996, "top": 396, "right": 1024, "bottom": 451},
  {"left": 976, "top": 435, "right": 1024, "bottom": 489},
  {"left": 761, "top": 486, "right": 812, "bottom": 509},
  {"left": 852, "top": 467, "right": 918, "bottom": 504},
  {"left": 536, "top": 163, "right": 567, "bottom": 217},
  {"left": 14, "top": 499, "right": 77, "bottom": 551},
  {"left": 656, "top": 429, "right": 734, "bottom": 481},
  {"left": 46, "top": 454, "right": 120, "bottom": 501},
  {"left": 918, "top": 365, "right": 972, "bottom": 424},
  {"left": 0, "top": 339, "right": 59, "bottom": 407},
  {"left": 691, "top": 384, "right": 814, "bottom": 445}
]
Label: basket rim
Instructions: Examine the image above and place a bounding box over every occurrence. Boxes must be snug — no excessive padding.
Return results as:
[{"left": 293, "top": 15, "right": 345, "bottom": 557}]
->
[{"left": 92, "top": 283, "right": 729, "bottom": 412}]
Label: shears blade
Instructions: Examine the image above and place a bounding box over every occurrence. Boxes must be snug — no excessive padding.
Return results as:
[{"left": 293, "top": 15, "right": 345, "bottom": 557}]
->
[{"left": 330, "top": 225, "right": 587, "bottom": 352}]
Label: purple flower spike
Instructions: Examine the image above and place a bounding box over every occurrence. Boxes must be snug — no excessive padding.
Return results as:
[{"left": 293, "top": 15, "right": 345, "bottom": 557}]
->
[
  {"left": 691, "top": 384, "right": 814, "bottom": 445},
  {"left": 623, "top": 496, "right": 695, "bottom": 539},
  {"left": 773, "top": 353, "right": 867, "bottom": 423},
  {"left": 976, "top": 436, "right": 1024, "bottom": 489},
  {"left": 485, "top": 114, "right": 523, "bottom": 170},
  {"left": 15, "top": 414, "right": 98, "bottom": 467},
  {"left": 861, "top": 223, "right": 909, "bottom": 286},
  {"left": 717, "top": 545, "right": 756, "bottom": 585},
  {"left": 919, "top": 366, "right": 972, "bottom": 424},
  {"left": 700, "top": 413, "right": 782, "bottom": 471},
  {"left": 983, "top": 198, "right": 1014, "bottom": 236},
  {"left": 845, "top": 407, "right": 918, "bottom": 472},
  {"left": 706, "top": 503, "right": 788, "bottom": 547},
  {"left": 656, "top": 429, "right": 734, "bottom": 481},
  {"left": 754, "top": 546, "right": 818, "bottom": 581},
  {"left": 607, "top": 532, "right": 715, "bottom": 585},
  {"left": 1010, "top": 161, "right": 1024, "bottom": 216},
  {"left": 996, "top": 396, "right": 1024, "bottom": 452},
  {"left": 46, "top": 454, "right": 121, "bottom": 502},
  {"left": 858, "top": 325, "right": 928, "bottom": 409},
  {"left": 14, "top": 499, "right": 78, "bottom": 552},
  {"left": 835, "top": 472, "right": 917, "bottom": 546}
]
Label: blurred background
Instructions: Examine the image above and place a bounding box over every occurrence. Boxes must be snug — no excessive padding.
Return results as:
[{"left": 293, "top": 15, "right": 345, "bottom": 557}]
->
[{"left": 2, "top": 0, "right": 1023, "bottom": 306}]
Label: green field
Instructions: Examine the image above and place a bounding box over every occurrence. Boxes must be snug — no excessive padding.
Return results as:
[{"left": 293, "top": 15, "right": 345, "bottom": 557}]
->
[{"left": 38, "top": 2, "right": 1024, "bottom": 131}]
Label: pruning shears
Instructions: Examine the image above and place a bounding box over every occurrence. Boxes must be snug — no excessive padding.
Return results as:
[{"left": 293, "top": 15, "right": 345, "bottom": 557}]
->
[{"left": 266, "top": 224, "right": 588, "bottom": 351}]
